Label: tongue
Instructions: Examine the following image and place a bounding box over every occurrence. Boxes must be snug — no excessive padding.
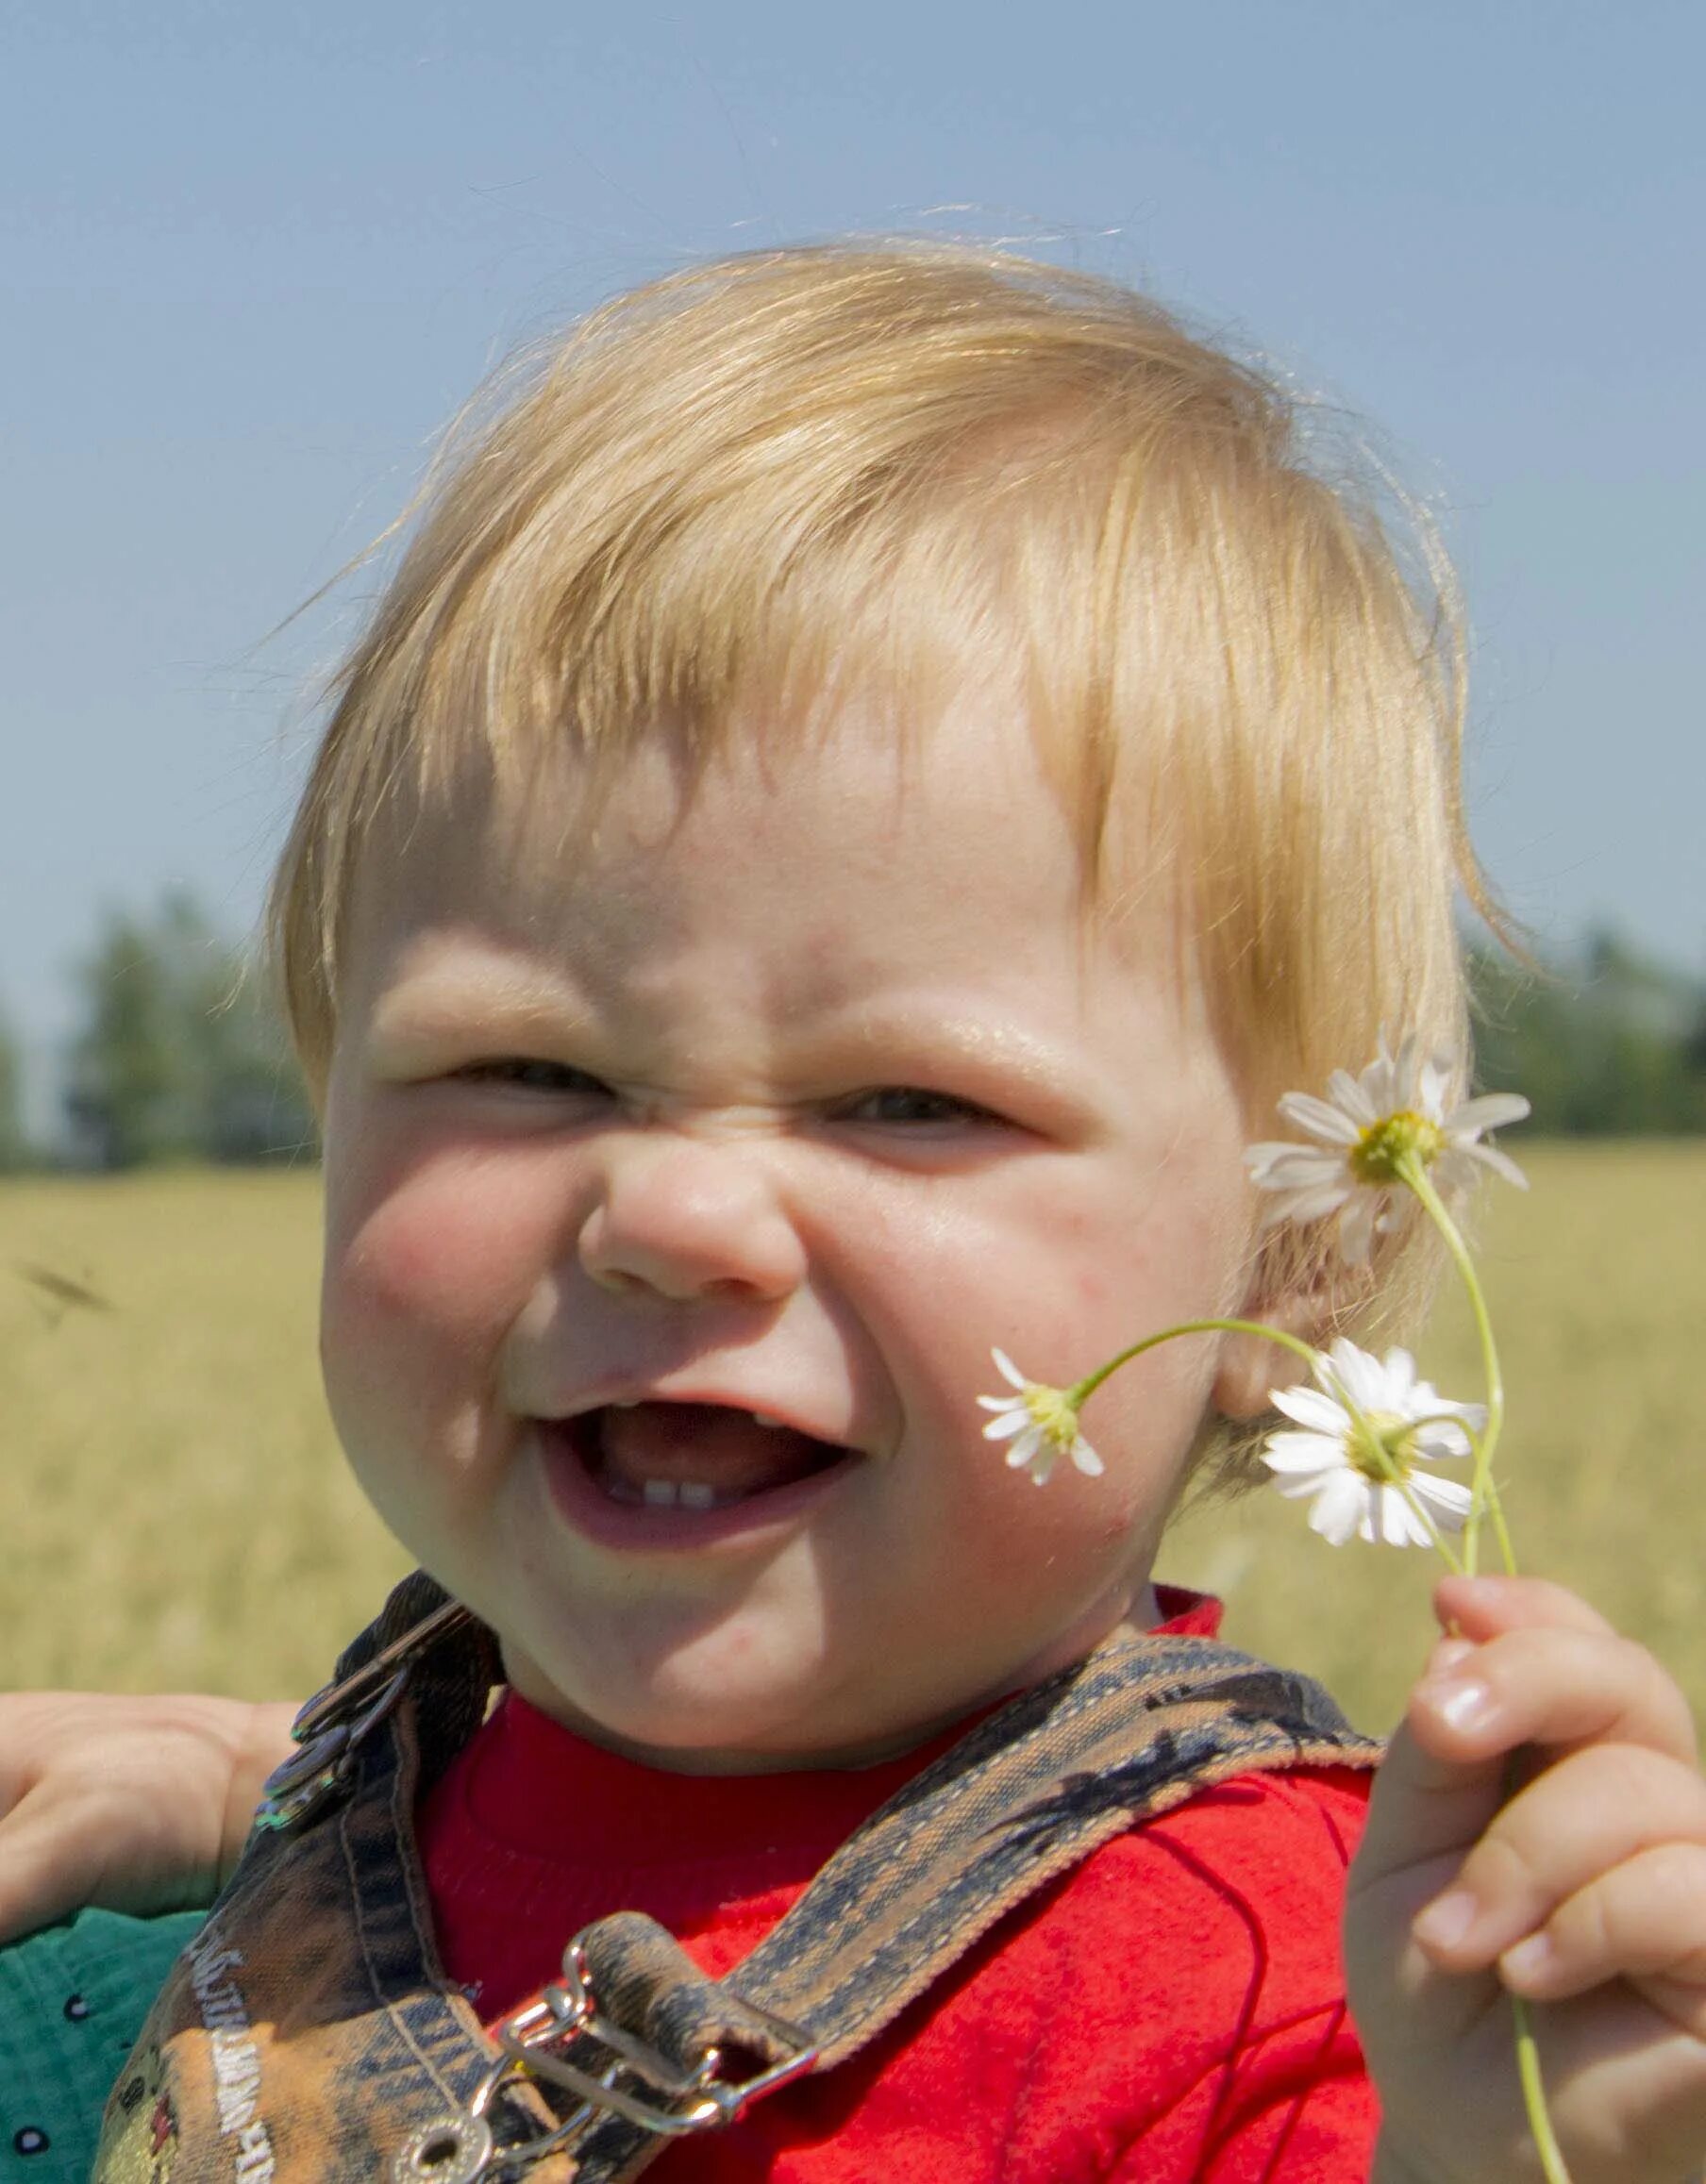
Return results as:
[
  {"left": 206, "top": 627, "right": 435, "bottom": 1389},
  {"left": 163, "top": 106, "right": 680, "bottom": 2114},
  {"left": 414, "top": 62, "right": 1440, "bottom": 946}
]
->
[{"left": 596, "top": 1403, "right": 836, "bottom": 1498}]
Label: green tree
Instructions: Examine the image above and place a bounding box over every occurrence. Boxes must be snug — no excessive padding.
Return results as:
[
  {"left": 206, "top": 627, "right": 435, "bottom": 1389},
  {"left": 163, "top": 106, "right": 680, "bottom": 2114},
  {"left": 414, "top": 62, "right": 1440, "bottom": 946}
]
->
[
  {"left": 65, "top": 892, "right": 317, "bottom": 1168},
  {"left": 1470, "top": 931, "right": 1706, "bottom": 1135},
  {"left": 65, "top": 911, "right": 186, "bottom": 1167},
  {"left": 0, "top": 1006, "right": 27, "bottom": 1171}
]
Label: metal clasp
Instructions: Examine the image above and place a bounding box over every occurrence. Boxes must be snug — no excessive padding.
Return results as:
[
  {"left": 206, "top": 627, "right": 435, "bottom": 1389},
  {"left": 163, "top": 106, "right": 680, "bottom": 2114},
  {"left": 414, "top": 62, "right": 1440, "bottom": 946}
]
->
[
  {"left": 493, "top": 1937, "right": 818, "bottom": 2133},
  {"left": 256, "top": 1599, "right": 473, "bottom": 1831},
  {"left": 394, "top": 1932, "right": 818, "bottom": 2178}
]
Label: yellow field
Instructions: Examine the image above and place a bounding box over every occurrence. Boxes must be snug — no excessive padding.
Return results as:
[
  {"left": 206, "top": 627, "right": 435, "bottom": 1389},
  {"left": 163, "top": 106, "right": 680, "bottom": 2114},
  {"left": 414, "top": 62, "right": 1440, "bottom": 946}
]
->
[{"left": 3, "top": 1147, "right": 1702, "bottom": 1730}]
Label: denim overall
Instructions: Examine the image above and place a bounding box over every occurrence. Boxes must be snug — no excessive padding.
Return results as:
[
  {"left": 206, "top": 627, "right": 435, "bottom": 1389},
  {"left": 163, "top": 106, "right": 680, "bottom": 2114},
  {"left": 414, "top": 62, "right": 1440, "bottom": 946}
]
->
[{"left": 92, "top": 1572, "right": 1380, "bottom": 2184}]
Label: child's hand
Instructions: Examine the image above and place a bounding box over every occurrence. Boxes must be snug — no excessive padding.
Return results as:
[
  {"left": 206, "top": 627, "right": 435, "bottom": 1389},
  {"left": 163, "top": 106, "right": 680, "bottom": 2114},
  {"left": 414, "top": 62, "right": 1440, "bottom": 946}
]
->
[
  {"left": 0, "top": 1692, "right": 298, "bottom": 1942},
  {"left": 1346, "top": 1575, "right": 1706, "bottom": 2184}
]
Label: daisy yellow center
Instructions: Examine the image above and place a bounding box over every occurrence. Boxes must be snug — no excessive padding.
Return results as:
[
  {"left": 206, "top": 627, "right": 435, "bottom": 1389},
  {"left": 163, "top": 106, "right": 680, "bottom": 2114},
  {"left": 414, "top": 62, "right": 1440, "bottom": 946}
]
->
[
  {"left": 1346, "top": 1409, "right": 1418, "bottom": 1482},
  {"left": 1347, "top": 1109, "right": 1446, "bottom": 1186},
  {"left": 1024, "top": 1385, "right": 1081, "bottom": 1450}
]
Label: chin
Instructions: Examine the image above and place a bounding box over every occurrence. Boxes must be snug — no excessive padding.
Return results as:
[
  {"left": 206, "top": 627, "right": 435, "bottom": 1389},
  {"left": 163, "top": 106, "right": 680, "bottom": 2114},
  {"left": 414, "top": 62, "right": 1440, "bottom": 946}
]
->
[{"left": 507, "top": 1625, "right": 857, "bottom": 1766}]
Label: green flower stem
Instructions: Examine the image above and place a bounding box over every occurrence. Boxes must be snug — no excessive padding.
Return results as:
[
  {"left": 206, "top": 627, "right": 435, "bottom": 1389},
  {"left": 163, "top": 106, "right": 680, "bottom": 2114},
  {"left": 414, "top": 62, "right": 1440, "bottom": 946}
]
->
[
  {"left": 1068, "top": 1318, "right": 1465, "bottom": 1575},
  {"left": 1396, "top": 1156, "right": 1566, "bottom": 2179},
  {"left": 1070, "top": 1289, "right": 1562, "bottom": 2169},
  {"left": 1395, "top": 1155, "right": 1515, "bottom": 1578},
  {"left": 1514, "top": 1995, "right": 1572, "bottom": 2184},
  {"left": 1068, "top": 1316, "right": 1320, "bottom": 1406}
]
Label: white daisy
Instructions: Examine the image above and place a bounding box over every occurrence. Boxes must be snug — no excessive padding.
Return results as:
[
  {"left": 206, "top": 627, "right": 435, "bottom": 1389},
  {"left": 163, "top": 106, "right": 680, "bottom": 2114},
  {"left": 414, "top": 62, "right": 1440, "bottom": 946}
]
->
[
  {"left": 1260, "top": 1338, "right": 1483, "bottom": 1547},
  {"left": 1244, "top": 1031, "right": 1530, "bottom": 1264},
  {"left": 978, "top": 1349, "right": 1103, "bottom": 1487}
]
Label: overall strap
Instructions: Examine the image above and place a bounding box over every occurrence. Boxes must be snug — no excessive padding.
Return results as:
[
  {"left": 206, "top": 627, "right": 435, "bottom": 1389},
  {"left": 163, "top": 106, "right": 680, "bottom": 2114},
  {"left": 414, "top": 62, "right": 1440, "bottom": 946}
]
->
[
  {"left": 452, "top": 1607, "right": 1381, "bottom": 2182},
  {"left": 97, "top": 1577, "right": 1377, "bottom": 2184}
]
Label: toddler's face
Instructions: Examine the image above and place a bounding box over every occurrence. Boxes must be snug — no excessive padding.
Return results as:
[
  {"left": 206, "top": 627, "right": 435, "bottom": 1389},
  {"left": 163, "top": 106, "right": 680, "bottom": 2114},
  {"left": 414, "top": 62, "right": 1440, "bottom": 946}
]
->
[{"left": 319, "top": 690, "right": 1260, "bottom": 1769}]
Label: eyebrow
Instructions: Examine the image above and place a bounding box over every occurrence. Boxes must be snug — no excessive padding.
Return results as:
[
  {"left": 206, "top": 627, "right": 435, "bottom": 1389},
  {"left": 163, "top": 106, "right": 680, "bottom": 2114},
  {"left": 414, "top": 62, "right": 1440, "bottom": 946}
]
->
[
  {"left": 365, "top": 960, "right": 594, "bottom": 1050},
  {"left": 362, "top": 959, "right": 1114, "bottom": 1125},
  {"left": 819, "top": 1009, "right": 1115, "bottom": 1129},
  {"left": 842, "top": 1012, "right": 1075, "bottom": 1085}
]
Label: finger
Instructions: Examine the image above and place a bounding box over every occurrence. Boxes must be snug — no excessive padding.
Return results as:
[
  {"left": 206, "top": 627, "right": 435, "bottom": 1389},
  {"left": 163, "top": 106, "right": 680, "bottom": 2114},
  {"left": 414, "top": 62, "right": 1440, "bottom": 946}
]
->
[
  {"left": 1359, "top": 1596, "right": 1669, "bottom": 1890},
  {"left": 1409, "top": 1624, "right": 1698, "bottom": 1773},
  {"left": 1411, "top": 1742, "right": 1706, "bottom": 1970},
  {"left": 1431, "top": 1572, "right": 1618, "bottom": 1645},
  {"left": 1351, "top": 1709, "right": 1507, "bottom": 1904},
  {"left": 1496, "top": 1842, "right": 1706, "bottom": 2024}
]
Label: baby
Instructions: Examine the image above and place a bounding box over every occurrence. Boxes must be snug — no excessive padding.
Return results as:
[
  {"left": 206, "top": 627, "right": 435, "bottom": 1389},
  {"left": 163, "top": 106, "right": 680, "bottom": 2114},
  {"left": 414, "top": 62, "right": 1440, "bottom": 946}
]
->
[{"left": 4, "top": 244, "right": 1706, "bottom": 2183}]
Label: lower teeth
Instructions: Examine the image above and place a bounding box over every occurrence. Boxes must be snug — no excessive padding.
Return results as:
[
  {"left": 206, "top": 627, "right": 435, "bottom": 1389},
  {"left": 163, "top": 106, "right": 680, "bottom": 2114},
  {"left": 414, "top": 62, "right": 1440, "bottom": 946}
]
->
[{"left": 600, "top": 1474, "right": 737, "bottom": 1510}]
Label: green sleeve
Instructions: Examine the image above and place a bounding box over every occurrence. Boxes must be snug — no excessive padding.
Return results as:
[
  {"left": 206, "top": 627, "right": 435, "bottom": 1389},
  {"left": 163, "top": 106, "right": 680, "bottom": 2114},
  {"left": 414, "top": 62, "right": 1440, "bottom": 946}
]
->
[{"left": 0, "top": 1907, "right": 207, "bottom": 2181}]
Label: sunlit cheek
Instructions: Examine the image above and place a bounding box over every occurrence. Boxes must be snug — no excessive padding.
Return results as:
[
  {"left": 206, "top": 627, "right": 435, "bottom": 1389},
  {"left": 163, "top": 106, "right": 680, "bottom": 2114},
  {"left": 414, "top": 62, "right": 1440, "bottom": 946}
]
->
[
  {"left": 340, "top": 1142, "right": 561, "bottom": 1314},
  {"left": 320, "top": 1146, "right": 567, "bottom": 1442}
]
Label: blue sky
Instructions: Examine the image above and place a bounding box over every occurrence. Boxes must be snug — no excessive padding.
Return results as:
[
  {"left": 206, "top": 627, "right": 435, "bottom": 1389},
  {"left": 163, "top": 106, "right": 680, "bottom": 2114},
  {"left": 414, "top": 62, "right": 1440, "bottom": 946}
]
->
[{"left": 4, "top": 3, "right": 1701, "bottom": 1089}]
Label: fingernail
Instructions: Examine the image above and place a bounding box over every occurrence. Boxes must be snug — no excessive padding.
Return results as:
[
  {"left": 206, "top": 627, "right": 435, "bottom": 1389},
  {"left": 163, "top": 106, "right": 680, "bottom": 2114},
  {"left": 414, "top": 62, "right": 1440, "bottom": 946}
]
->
[
  {"left": 1499, "top": 1932, "right": 1554, "bottom": 1986},
  {"left": 1428, "top": 1637, "right": 1477, "bottom": 1678},
  {"left": 1413, "top": 1889, "right": 1478, "bottom": 1951},
  {"left": 1420, "top": 1676, "right": 1497, "bottom": 1734}
]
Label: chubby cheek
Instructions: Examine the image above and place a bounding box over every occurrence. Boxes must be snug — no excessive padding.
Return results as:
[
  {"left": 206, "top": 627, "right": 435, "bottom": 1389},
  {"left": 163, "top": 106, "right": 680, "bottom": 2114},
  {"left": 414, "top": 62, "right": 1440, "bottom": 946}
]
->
[
  {"left": 319, "top": 1136, "right": 569, "bottom": 1475},
  {"left": 888, "top": 1192, "right": 1232, "bottom": 1603},
  {"left": 956, "top": 1465, "right": 1143, "bottom": 1588}
]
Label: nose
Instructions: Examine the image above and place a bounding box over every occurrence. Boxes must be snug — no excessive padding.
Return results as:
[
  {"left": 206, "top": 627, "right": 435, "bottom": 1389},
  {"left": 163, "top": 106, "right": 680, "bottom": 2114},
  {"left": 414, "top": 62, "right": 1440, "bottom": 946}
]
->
[{"left": 577, "top": 1137, "right": 809, "bottom": 1306}]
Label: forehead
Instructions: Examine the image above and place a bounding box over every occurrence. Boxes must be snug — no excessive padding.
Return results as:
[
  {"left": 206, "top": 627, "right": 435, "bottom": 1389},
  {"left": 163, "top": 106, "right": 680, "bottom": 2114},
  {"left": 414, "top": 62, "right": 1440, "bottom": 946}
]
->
[{"left": 342, "top": 687, "right": 1189, "bottom": 1006}]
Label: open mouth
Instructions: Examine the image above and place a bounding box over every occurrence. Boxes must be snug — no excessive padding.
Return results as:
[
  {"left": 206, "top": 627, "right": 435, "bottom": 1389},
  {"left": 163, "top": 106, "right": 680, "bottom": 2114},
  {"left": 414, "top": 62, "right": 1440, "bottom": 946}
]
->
[{"left": 556, "top": 1401, "right": 849, "bottom": 1514}]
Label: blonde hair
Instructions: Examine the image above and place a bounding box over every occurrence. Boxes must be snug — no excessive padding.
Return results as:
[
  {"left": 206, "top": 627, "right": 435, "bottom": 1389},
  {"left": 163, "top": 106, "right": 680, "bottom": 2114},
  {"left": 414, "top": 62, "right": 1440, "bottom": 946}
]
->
[{"left": 274, "top": 241, "right": 1495, "bottom": 1420}]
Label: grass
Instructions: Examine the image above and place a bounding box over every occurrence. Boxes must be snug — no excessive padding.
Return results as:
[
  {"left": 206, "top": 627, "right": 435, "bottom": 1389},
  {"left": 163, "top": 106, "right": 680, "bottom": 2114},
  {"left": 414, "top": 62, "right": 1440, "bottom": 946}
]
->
[
  {"left": 0, "top": 1170, "right": 409, "bottom": 1699},
  {"left": 2, "top": 1147, "right": 1701, "bottom": 1729}
]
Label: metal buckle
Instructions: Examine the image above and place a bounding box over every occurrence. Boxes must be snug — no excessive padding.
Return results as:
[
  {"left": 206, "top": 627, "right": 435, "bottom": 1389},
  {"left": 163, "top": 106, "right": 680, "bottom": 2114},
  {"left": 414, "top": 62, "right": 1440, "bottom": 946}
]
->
[
  {"left": 256, "top": 1599, "right": 473, "bottom": 1831},
  {"left": 290, "top": 1598, "right": 473, "bottom": 1743},
  {"left": 492, "top": 1937, "right": 818, "bottom": 2134},
  {"left": 254, "top": 1667, "right": 410, "bottom": 1829},
  {"left": 399, "top": 1933, "right": 819, "bottom": 2176}
]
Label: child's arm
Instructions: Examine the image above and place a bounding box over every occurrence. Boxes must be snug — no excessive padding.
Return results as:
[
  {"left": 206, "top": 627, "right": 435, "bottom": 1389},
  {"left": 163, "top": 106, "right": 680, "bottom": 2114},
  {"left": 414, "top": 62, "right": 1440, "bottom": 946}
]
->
[
  {"left": 1346, "top": 1575, "right": 1706, "bottom": 2184},
  {"left": 0, "top": 1691, "right": 298, "bottom": 1941}
]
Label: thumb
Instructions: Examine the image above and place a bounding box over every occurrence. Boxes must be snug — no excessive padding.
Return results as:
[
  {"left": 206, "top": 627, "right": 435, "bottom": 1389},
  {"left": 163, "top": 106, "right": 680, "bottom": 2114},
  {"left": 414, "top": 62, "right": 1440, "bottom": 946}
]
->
[
  {"left": 1353, "top": 1637, "right": 1513, "bottom": 1902},
  {"left": 1344, "top": 1648, "right": 1514, "bottom": 2061}
]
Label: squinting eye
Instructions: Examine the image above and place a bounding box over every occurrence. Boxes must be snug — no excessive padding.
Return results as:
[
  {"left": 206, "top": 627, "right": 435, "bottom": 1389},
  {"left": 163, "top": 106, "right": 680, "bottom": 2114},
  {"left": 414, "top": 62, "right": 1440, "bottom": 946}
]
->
[
  {"left": 455, "top": 1059, "right": 613, "bottom": 1097},
  {"left": 836, "top": 1086, "right": 999, "bottom": 1127}
]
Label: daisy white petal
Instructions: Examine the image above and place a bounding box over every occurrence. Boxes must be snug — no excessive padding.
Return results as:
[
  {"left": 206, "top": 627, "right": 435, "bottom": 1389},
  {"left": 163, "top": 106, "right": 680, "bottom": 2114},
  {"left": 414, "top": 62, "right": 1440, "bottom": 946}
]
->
[
  {"left": 1447, "top": 1092, "right": 1532, "bottom": 1135},
  {"left": 1261, "top": 1179, "right": 1359, "bottom": 1232},
  {"left": 1323, "top": 1066, "right": 1379, "bottom": 1124},
  {"left": 1259, "top": 1338, "right": 1478, "bottom": 1549},
  {"left": 1384, "top": 1032, "right": 1423, "bottom": 1107},
  {"left": 1258, "top": 1430, "right": 1345, "bottom": 1475},
  {"left": 1377, "top": 1484, "right": 1419, "bottom": 1546},
  {"left": 1006, "top": 1425, "right": 1046, "bottom": 1472},
  {"left": 1411, "top": 1419, "right": 1477, "bottom": 1462},
  {"left": 1416, "top": 1054, "right": 1453, "bottom": 1120},
  {"left": 1276, "top": 1092, "right": 1364, "bottom": 1144},
  {"left": 1270, "top": 1463, "right": 1333, "bottom": 1499},
  {"left": 1455, "top": 1141, "right": 1530, "bottom": 1191},
  {"left": 977, "top": 1351, "right": 1097, "bottom": 1488},
  {"left": 1270, "top": 1384, "right": 1355, "bottom": 1433},
  {"left": 1335, "top": 1191, "right": 1382, "bottom": 1267},
  {"left": 1309, "top": 1470, "right": 1369, "bottom": 1545},
  {"left": 1323, "top": 1337, "right": 1393, "bottom": 1413},
  {"left": 1246, "top": 1034, "right": 1530, "bottom": 1262},
  {"left": 1410, "top": 1473, "right": 1474, "bottom": 1522},
  {"left": 1245, "top": 1143, "right": 1348, "bottom": 1192}
]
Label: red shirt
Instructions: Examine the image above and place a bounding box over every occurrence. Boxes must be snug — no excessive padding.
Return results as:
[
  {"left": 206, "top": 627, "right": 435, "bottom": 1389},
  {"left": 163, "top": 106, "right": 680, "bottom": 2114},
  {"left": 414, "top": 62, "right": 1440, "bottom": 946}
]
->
[{"left": 419, "top": 1592, "right": 1378, "bottom": 2180}]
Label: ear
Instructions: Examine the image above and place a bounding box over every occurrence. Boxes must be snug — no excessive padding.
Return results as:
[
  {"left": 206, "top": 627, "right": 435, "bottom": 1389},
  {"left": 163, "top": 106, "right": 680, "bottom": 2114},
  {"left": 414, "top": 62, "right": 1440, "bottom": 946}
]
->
[{"left": 1210, "top": 1243, "right": 1348, "bottom": 1421}]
